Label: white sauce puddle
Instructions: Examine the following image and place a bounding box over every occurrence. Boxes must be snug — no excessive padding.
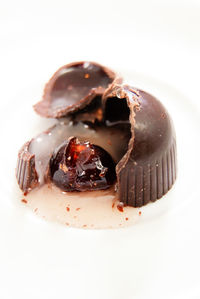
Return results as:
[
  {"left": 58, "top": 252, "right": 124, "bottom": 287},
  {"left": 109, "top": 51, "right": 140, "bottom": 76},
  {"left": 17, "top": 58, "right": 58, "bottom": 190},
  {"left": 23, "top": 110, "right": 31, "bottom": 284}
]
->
[{"left": 22, "top": 184, "right": 140, "bottom": 229}]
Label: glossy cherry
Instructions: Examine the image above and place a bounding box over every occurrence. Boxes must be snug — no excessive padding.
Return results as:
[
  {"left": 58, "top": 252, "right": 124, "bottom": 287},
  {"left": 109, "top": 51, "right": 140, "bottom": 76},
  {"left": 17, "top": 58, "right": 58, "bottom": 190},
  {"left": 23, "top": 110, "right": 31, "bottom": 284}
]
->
[{"left": 50, "top": 137, "right": 116, "bottom": 191}]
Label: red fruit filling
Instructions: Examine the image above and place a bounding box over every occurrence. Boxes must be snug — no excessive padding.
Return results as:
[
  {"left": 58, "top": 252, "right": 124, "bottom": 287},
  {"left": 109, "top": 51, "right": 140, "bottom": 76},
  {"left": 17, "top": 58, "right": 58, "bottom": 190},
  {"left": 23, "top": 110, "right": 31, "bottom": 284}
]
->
[{"left": 50, "top": 137, "right": 116, "bottom": 191}]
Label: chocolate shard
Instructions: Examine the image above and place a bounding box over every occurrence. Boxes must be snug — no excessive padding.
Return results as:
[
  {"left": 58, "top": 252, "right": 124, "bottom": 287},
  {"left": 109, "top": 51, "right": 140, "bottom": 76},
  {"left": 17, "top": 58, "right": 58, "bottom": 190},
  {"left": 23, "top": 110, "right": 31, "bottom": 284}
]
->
[
  {"left": 103, "top": 84, "right": 177, "bottom": 207},
  {"left": 16, "top": 141, "right": 38, "bottom": 193},
  {"left": 34, "top": 61, "right": 120, "bottom": 118}
]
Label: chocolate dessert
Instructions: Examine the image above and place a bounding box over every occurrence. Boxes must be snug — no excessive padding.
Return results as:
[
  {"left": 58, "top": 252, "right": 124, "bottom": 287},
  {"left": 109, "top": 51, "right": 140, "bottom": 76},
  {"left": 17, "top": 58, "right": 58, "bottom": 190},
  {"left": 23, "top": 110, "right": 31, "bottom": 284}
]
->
[{"left": 16, "top": 61, "right": 177, "bottom": 208}]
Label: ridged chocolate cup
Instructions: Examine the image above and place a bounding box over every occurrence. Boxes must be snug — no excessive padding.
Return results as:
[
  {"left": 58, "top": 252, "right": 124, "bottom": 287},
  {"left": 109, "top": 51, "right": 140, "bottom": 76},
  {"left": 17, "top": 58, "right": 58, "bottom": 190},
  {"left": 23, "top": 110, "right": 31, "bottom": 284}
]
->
[
  {"left": 16, "top": 141, "right": 38, "bottom": 193},
  {"left": 103, "top": 84, "right": 177, "bottom": 207},
  {"left": 34, "top": 61, "right": 120, "bottom": 118}
]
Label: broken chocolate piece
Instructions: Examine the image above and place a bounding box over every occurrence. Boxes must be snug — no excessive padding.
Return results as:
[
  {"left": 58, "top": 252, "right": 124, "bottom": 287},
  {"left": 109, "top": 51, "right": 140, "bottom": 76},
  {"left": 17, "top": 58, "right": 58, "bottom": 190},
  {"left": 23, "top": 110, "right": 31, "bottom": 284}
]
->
[
  {"left": 34, "top": 61, "right": 119, "bottom": 118},
  {"left": 103, "top": 84, "right": 177, "bottom": 207},
  {"left": 50, "top": 137, "right": 116, "bottom": 191},
  {"left": 16, "top": 141, "right": 38, "bottom": 193},
  {"left": 16, "top": 62, "right": 177, "bottom": 209}
]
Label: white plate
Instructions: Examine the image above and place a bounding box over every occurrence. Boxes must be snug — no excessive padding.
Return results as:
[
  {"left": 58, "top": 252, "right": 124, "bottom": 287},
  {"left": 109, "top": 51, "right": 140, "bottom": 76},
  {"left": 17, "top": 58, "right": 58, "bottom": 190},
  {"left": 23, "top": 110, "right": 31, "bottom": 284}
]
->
[
  {"left": 0, "top": 1, "right": 200, "bottom": 298},
  {"left": 0, "top": 65, "right": 200, "bottom": 299}
]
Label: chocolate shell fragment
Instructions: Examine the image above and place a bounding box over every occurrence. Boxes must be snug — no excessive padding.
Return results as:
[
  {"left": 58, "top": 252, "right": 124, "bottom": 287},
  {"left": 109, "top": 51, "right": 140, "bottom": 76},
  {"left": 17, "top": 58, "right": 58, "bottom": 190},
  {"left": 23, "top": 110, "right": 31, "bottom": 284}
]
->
[
  {"left": 16, "top": 141, "right": 38, "bottom": 193},
  {"left": 17, "top": 61, "right": 177, "bottom": 208},
  {"left": 103, "top": 84, "right": 177, "bottom": 207},
  {"left": 34, "top": 61, "right": 118, "bottom": 118}
]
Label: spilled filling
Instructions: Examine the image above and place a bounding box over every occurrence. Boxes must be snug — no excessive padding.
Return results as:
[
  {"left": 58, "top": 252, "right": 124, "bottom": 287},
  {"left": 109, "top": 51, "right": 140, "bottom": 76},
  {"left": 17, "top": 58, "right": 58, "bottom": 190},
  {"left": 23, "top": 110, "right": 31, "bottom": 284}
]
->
[
  {"left": 20, "top": 90, "right": 140, "bottom": 229},
  {"left": 23, "top": 185, "right": 140, "bottom": 229},
  {"left": 22, "top": 108, "right": 137, "bottom": 229},
  {"left": 28, "top": 118, "right": 131, "bottom": 186}
]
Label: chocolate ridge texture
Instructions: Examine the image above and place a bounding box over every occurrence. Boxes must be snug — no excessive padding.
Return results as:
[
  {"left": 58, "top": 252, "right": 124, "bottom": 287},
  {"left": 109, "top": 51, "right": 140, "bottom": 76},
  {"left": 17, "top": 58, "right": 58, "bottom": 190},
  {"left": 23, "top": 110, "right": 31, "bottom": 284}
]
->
[{"left": 103, "top": 84, "right": 177, "bottom": 207}]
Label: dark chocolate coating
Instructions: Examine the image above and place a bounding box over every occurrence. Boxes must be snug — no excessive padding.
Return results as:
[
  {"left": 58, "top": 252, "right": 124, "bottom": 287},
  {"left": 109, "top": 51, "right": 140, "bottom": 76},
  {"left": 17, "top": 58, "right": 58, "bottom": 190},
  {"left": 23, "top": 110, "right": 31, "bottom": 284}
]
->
[
  {"left": 16, "top": 141, "right": 38, "bottom": 193},
  {"left": 103, "top": 85, "right": 177, "bottom": 207},
  {"left": 34, "top": 61, "right": 118, "bottom": 118},
  {"left": 17, "top": 62, "right": 177, "bottom": 208}
]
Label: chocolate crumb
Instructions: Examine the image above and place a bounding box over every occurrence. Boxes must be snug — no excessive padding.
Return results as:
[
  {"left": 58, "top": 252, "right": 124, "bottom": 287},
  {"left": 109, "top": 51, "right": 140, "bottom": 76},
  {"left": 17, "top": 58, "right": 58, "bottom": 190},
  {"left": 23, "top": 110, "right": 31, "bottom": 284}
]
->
[
  {"left": 21, "top": 199, "right": 28, "bottom": 204},
  {"left": 117, "top": 202, "right": 124, "bottom": 212}
]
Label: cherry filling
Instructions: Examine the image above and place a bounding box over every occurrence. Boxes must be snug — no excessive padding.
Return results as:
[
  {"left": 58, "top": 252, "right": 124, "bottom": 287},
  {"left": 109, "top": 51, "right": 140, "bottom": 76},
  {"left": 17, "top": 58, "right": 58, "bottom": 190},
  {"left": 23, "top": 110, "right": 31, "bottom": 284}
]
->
[{"left": 50, "top": 137, "right": 116, "bottom": 192}]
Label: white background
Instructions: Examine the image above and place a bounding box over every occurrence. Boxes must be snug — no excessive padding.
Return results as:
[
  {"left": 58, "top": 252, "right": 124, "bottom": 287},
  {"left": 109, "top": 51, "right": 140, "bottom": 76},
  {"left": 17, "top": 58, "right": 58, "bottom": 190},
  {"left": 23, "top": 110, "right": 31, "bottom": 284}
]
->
[{"left": 0, "top": 0, "right": 200, "bottom": 298}]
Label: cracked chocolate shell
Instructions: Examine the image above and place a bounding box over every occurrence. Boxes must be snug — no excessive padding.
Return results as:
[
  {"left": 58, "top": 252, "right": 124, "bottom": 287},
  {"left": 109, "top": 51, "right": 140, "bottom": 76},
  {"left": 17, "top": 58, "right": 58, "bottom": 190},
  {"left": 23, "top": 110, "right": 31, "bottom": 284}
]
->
[
  {"left": 16, "top": 62, "right": 177, "bottom": 208},
  {"left": 34, "top": 61, "right": 119, "bottom": 118},
  {"left": 103, "top": 84, "right": 177, "bottom": 207}
]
